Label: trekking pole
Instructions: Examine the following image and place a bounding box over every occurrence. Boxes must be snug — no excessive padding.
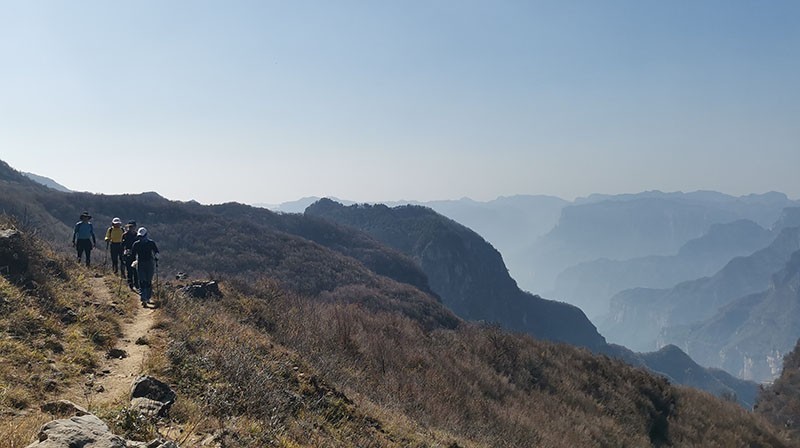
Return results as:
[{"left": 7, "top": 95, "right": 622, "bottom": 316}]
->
[
  {"left": 103, "top": 245, "right": 109, "bottom": 272},
  {"left": 154, "top": 259, "right": 159, "bottom": 304}
]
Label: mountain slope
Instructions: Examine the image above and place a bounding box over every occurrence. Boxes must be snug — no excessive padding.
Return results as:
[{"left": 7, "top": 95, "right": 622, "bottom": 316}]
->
[
  {"left": 665, "top": 250, "right": 800, "bottom": 382},
  {"left": 305, "top": 198, "right": 606, "bottom": 350},
  {"left": 304, "top": 198, "right": 763, "bottom": 405},
  {"left": 756, "top": 338, "right": 800, "bottom": 443},
  {"left": 0, "top": 161, "right": 457, "bottom": 330},
  {"left": 5, "top": 230, "right": 789, "bottom": 446},
  {"left": 392, "top": 195, "right": 567, "bottom": 284},
  {"left": 638, "top": 345, "right": 759, "bottom": 408},
  {"left": 553, "top": 219, "right": 773, "bottom": 319},
  {"left": 601, "top": 226, "right": 800, "bottom": 351},
  {"left": 22, "top": 171, "right": 72, "bottom": 192},
  {"left": 0, "top": 159, "right": 791, "bottom": 447}
]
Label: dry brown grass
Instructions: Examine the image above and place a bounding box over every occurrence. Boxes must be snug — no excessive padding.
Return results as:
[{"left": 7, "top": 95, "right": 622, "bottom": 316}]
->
[
  {"left": 0, "top": 221, "right": 130, "bottom": 447},
  {"left": 0, "top": 412, "right": 50, "bottom": 448},
  {"left": 154, "top": 277, "right": 796, "bottom": 447}
]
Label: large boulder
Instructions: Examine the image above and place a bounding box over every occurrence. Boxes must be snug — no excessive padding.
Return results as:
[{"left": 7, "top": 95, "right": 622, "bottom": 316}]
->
[
  {"left": 26, "top": 414, "right": 127, "bottom": 448},
  {"left": 25, "top": 413, "right": 179, "bottom": 448},
  {"left": 130, "top": 376, "right": 176, "bottom": 417}
]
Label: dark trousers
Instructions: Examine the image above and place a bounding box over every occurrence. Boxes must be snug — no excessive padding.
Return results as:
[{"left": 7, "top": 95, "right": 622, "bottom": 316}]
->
[
  {"left": 125, "top": 254, "right": 138, "bottom": 289},
  {"left": 109, "top": 243, "right": 124, "bottom": 276},
  {"left": 137, "top": 260, "right": 155, "bottom": 302},
  {"left": 76, "top": 239, "right": 93, "bottom": 266}
]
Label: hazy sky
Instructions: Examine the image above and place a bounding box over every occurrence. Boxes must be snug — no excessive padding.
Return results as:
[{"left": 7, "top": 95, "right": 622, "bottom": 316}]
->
[{"left": 2, "top": 1, "right": 798, "bottom": 204}]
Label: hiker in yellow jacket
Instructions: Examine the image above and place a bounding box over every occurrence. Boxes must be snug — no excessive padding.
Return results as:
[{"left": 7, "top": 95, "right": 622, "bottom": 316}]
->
[{"left": 105, "top": 217, "right": 126, "bottom": 278}]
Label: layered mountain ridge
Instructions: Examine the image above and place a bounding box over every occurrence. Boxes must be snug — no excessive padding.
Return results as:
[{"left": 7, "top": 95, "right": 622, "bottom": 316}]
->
[
  {"left": 601, "top": 225, "right": 800, "bottom": 353},
  {"left": 305, "top": 198, "right": 606, "bottom": 350}
]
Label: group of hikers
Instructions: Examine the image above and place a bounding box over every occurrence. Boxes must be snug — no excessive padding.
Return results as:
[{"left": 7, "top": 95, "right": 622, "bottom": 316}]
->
[{"left": 72, "top": 211, "right": 160, "bottom": 307}]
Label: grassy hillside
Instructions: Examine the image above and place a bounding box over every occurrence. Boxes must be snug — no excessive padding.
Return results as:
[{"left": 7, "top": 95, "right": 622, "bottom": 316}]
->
[
  {"left": 0, "top": 218, "right": 132, "bottom": 447},
  {"left": 1, "top": 159, "right": 796, "bottom": 447},
  {"left": 145, "top": 275, "right": 792, "bottom": 447}
]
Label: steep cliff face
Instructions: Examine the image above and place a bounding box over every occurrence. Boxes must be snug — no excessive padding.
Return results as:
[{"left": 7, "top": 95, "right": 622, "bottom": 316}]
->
[
  {"left": 666, "top": 250, "right": 800, "bottom": 383},
  {"left": 756, "top": 338, "right": 800, "bottom": 442},
  {"left": 601, "top": 226, "right": 800, "bottom": 351},
  {"left": 306, "top": 199, "right": 607, "bottom": 350}
]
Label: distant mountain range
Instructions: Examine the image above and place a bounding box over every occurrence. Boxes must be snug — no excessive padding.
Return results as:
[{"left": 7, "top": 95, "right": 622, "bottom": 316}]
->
[
  {"left": 265, "top": 191, "right": 798, "bottom": 315},
  {"left": 305, "top": 198, "right": 760, "bottom": 405},
  {"left": 8, "top": 161, "right": 795, "bottom": 396},
  {"left": 553, "top": 219, "right": 774, "bottom": 319},
  {"left": 601, "top": 225, "right": 800, "bottom": 353},
  {"left": 258, "top": 194, "right": 567, "bottom": 286},
  {"left": 664, "top": 250, "right": 800, "bottom": 383},
  {"left": 22, "top": 171, "right": 72, "bottom": 192},
  {"left": 522, "top": 192, "right": 798, "bottom": 293}
]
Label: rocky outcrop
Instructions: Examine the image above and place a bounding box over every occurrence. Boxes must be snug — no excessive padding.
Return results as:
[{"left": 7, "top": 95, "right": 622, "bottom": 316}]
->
[
  {"left": 130, "top": 376, "right": 176, "bottom": 417},
  {"left": 180, "top": 281, "right": 222, "bottom": 299},
  {"left": 28, "top": 376, "right": 178, "bottom": 448},
  {"left": 26, "top": 414, "right": 126, "bottom": 448},
  {"left": 25, "top": 413, "right": 178, "bottom": 447}
]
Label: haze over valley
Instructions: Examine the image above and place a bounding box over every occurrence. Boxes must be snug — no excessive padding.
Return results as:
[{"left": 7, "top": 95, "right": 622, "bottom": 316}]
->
[{"left": 4, "top": 1, "right": 800, "bottom": 446}]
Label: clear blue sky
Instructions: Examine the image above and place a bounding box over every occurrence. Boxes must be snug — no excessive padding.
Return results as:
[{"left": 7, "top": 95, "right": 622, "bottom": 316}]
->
[{"left": 2, "top": 1, "right": 798, "bottom": 204}]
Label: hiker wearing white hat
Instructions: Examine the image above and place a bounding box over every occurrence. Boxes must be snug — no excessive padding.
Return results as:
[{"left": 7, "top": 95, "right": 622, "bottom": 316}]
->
[
  {"left": 105, "top": 217, "right": 126, "bottom": 277},
  {"left": 131, "top": 227, "right": 160, "bottom": 307}
]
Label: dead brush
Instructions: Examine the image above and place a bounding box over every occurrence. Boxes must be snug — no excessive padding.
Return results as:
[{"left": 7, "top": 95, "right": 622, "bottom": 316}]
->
[{"left": 0, "top": 412, "right": 50, "bottom": 448}]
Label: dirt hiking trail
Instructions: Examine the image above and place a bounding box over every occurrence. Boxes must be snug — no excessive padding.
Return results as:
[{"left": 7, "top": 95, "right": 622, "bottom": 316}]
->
[{"left": 64, "top": 275, "right": 157, "bottom": 408}]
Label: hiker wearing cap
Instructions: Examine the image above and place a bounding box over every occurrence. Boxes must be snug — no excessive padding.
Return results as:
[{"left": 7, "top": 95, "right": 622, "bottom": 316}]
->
[
  {"left": 131, "top": 227, "right": 159, "bottom": 306},
  {"left": 121, "top": 221, "right": 139, "bottom": 291},
  {"left": 105, "top": 217, "right": 126, "bottom": 277},
  {"left": 72, "top": 212, "right": 97, "bottom": 266}
]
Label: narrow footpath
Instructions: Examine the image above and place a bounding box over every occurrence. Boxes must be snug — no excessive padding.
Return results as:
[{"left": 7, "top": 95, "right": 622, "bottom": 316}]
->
[{"left": 64, "top": 275, "right": 157, "bottom": 408}]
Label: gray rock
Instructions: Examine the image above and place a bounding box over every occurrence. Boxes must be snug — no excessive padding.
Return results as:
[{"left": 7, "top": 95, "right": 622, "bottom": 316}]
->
[
  {"left": 27, "top": 413, "right": 179, "bottom": 448},
  {"left": 130, "top": 376, "right": 176, "bottom": 417},
  {"left": 26, "top": 414, "right": 127, "bottom": 448}
]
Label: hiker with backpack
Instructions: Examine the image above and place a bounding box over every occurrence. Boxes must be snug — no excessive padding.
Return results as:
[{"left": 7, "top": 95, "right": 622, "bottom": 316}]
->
[
  {"left": 105, "top": 217, "right": 126, "bottom": 277},
  {"left": 121, "top": 221, "right": 139, "bottom": 291},
  {"left": 72, "top": 211, "right": 97, "bottom": 266},
  {"left": 131, "top": 227, "right": 159, "bottom": 307}
]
